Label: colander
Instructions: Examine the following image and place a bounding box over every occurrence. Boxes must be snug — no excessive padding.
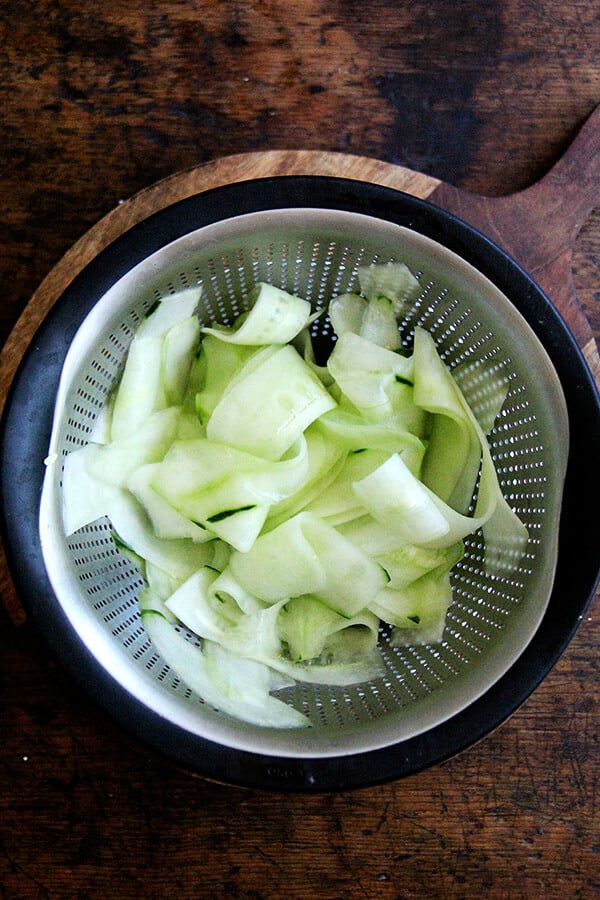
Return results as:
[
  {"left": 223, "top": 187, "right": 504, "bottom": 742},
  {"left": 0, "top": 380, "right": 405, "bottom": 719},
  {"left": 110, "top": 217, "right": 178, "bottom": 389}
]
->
[{"left": 1, "top": 177, "right": 599, "bottom": 792}]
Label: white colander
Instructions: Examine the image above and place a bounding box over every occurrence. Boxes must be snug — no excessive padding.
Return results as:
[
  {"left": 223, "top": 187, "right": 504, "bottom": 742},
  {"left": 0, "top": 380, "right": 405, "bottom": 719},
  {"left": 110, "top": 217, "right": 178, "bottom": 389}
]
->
[{"left": 36, "top": 201, "right": 568, "bottom": 767}]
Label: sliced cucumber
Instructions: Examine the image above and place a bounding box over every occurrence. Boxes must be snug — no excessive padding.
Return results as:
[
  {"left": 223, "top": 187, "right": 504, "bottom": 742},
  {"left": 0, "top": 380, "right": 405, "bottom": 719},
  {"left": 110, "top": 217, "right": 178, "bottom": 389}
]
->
[
  {"left": 357, "top": 261, "right": 420, "bottom": 316},
  {"left": 206, "top": 344, "right": 335, "bottom": 461},
  {"left": 60, "top": 265, "right": 528, "bottom": 728},
  {"left": 141, "top": 605, "right": 309, "bottom": 728},
  {"left": 201, "top": 282, "right": 312, "bottom": 345}
]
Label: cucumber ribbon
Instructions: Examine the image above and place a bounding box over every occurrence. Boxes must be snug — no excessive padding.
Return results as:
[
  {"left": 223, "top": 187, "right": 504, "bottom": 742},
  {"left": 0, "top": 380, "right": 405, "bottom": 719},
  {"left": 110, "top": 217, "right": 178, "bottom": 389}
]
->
[{"left": 59, "top": 269, "right": 528, "bottom": 728}]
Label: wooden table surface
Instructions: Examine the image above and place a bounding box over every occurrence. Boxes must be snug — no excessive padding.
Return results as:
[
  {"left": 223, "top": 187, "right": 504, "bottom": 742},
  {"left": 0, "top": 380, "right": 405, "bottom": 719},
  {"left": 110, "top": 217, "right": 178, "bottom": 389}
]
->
[{"left": 1, "top": 2, "right": 599, "bottom": 897}]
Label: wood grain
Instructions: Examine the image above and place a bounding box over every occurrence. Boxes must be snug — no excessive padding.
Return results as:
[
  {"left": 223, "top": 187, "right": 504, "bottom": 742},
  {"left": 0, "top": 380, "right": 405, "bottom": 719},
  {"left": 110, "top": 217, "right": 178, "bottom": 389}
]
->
[
  {"left": 1, "top": 2, "right": 599, "bottom": 897},
  {"left": 433, "top": 104, "right": 600, "bottom": 380}
]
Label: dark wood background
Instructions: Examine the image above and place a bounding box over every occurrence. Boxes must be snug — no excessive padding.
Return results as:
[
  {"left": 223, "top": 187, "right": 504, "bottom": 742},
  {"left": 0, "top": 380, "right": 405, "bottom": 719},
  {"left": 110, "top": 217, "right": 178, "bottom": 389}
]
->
[{"left": 1, "top": 2, "right": 598, "bottom": 897}]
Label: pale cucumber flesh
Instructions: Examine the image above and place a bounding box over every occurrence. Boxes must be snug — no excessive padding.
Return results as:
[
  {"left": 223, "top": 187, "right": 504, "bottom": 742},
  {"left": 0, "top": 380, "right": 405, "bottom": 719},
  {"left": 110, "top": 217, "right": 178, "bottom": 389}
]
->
[{"left": 60, "top": 269, "right": 528, "bottom": 728}]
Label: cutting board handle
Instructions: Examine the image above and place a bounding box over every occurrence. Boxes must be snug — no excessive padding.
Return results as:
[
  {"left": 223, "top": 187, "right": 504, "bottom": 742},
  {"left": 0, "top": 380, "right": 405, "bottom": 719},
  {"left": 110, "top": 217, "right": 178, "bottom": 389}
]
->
[
  {"left": 530, "top": 103, "right": 600, "bottom": 229},
  {"left": 432, "top": 104, "right": 600, "bottom": 359}
]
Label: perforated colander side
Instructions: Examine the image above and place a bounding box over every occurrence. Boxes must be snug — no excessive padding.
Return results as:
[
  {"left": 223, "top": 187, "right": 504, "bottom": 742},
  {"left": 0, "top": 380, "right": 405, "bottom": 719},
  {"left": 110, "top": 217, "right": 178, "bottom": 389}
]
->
[{"left": 38, "top": 208, "right": 568, "bottom": 760}]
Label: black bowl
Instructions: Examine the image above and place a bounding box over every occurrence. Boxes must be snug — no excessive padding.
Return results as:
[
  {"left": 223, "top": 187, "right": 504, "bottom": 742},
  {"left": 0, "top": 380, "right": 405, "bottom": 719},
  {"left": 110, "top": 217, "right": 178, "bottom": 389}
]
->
[{"left": 1, "top": 176, "right": 599, "bottom": 791}]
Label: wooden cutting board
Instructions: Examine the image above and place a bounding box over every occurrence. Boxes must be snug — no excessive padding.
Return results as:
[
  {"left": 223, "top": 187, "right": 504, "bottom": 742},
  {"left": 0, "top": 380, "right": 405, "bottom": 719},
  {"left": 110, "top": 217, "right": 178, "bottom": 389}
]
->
[
  {"left": 0, "top": 108, "right": 599, "bottom": 622},
  {"left": 1, "top": 104, "right": 599, "bottom": 412}
]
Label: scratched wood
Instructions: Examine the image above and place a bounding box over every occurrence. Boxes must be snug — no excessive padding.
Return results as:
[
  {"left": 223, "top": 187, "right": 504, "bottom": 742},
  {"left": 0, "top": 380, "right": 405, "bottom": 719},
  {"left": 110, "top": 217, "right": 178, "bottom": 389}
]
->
[{"left": 1, "top": 2, "right": 599, "bottom": 898}]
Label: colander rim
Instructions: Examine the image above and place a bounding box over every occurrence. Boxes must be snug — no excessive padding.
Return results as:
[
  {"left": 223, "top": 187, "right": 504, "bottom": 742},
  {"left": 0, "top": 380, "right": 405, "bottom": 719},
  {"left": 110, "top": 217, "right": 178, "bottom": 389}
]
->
[{"left": 1, "top": 175, "right": 599, "bottom": 792}]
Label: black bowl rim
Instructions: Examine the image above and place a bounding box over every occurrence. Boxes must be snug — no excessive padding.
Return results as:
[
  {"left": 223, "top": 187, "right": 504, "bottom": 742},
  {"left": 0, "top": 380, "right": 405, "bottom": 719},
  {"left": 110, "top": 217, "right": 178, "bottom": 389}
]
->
[{"left": 1, "top": 175, "right": 599, "bottom": 792}]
